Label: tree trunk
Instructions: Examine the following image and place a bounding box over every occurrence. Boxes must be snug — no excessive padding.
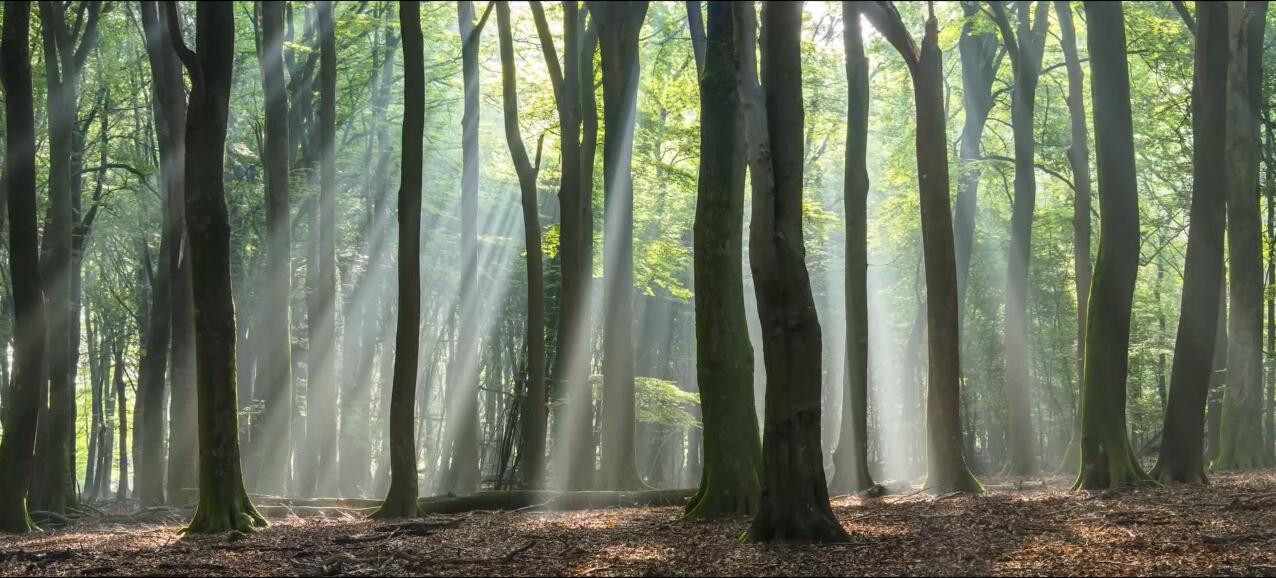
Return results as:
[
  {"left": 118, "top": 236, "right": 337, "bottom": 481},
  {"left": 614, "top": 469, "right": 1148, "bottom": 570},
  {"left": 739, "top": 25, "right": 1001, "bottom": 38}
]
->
[
  {"left": 372, "top": 0, "right": 425, "bottom": 519},
  {"left": 864, "top": 1, "right": 982, "bottom": 494},
  {"left": 1072, "top": 0, "right": 1153, "bottom": 491},
  {"left": 589, "top": 0, "right": 648, "bottom": 493},
  {"left": 166, "top": 1, "right": 267, "bottom": 534},
  {"left": 530, "top": 0, "right": 582, "bottom": 490},
  {"left": 1152, "top": 0, "right": 1228, "bottom": 485},
  {"left": 736, "top": 1, "right": 847, "bottom": 544},
  {"left": 989, "top": 0, "right": 1049, "bottom": 477},
  {"left": 829, "top": 1, "right": 878, "bottom": 496},
  {"left": 496, "top": 1, "right": 548, "bottom": 494},
  {"left": 686, "top": 0, "right": 762, "bottom": 517},
  {"left": 248, "top": 0, "right": 295, "bottom": 497},
  {"left": 135, "top": 1, "right": 177, "bottom": 506},
  {"left": 439, "top": 0, "right": 489, "bottom": 497},
  {"left": 113, "top": 345, "right": 130, "bottom": 502},
  {"left": 0, "top": 0, "right": 46, "bottom": 532},
  {"left": 954, "top": 1, "right": 998, "bottom": 312},
  {"left": 1216, "top": 0, "right": 1268, "bottom": 471},
  {"left": 1054, "top": 0, "right": 1092, "bottom": 476}
]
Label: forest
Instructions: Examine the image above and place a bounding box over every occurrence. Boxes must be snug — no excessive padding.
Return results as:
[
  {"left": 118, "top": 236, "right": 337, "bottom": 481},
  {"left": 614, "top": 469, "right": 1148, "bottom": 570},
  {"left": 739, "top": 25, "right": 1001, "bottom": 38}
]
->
[{"left": 0, "top": 0, "right": 1275, "bottom": 576}]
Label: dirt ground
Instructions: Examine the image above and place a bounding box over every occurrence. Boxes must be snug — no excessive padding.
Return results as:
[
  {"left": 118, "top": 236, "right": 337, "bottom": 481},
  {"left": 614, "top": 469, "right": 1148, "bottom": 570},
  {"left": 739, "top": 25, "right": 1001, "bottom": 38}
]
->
[{"left": 2, "top": 470, "right": 1275, "bottom": 576}]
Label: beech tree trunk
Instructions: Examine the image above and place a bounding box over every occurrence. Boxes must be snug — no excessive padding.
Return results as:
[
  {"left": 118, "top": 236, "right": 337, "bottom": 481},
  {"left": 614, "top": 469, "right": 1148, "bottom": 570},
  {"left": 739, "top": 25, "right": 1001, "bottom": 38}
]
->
[
  {"left": 251, "top": 0, "right": 294, "bottom": 497},
  {"left": 686, "top": 0, "right": 761, "bottom": 517},
  {"left": 1072, "top": 0, "right": 1153, "bottom": 491},
  {"left": 989, "top": 0, "right": 1049, "bottom": 477},
  {"left": 1152, "top": 0, "right": 1228, "bottom": 485},
  {"left": 496, "top": 1, "right": 548, "bottom": 495},
  {"left": 0, "top": 0, "right": 46, "bottom": 533},
  {"left": 830, "top": 1, "right": 876, "bottom": 496},
  {"left": 372, "top": 0, "right": 425, "bottom": 519},
  {"left": 166, "top": 0, "right": 267, "bottom": 533},
  {"left": 1216, "top": 0, "right": 1268, "bottom": 471},
  {"left": 589, "top": 0, "right": 648, "bottom": 492},
  {"left": 1054, "top": 0, "right": 1092, "bottom": 476},
  {"left": 737, "top": 1, "right": 848, "bottom": 544}
]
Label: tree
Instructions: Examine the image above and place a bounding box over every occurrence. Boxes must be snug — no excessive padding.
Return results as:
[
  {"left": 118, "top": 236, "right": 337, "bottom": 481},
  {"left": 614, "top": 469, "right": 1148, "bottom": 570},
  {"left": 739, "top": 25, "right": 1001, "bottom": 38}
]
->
[
  {"left": 495, "top": 0, "right": 549, "bottom": 494},
  {"left": 1215, "top": 0, "right": 1268, "bottom": 471},
  {"left": 830, "top": 0, "right": 876, "bottom": 496},
  {"left": 112, "top": 344, "right": 129, "bottom": 501},
  {"left": 989, "top": 0, "right": 1049, "bottom": 477},
  {"left": 32, "top": 0, "right": 103, "bottom": 515},
  {"left": 528, "top": 0, "right": 582, "bottom": 489},
  {"left": 165, "top": 0, "right": 267, "bottom": 533},
  {"left": 1071, "top": 0, "right": 1153, "bottom": 491},
  {"left": 251, "top": 0, "right": 293, "bottom": 497},
  {"left": 302, "top": 0, "right": 339, "bottom": 498},
  {"left": 588, "top": 0, "right": 649, "bottom": 493},
  {"left": 1151, "top": 0, "right": 1228, "bottom": 485},
  {"left": 0, "top": 0, "right": 47, "bottom": 534},
  {"left": 438, "top": 0, "right": 492, "bottom": 497},
  {"left": 686, "top": 0, "right": 762, "bottom": 518},
  {"left": 953, "top": 1, "right": 999, "bottom": 308},
  {"left": 863, "top": 0, "right": 982, "bottom": 494},
  {"left": 372, "top": 0, "right": 424, "bottom": 519},
  {"left": 737, "top": 1, "right": 847, "bottom": 543},
  {"left": 1053, "top": 0, "right": 1092, "bottom": 476}
]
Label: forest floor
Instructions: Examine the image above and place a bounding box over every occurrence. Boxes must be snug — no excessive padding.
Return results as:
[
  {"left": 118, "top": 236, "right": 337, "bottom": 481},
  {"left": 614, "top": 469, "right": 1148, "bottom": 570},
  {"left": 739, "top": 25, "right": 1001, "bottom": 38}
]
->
[{"left": 2, "top": 470, "right": 1276, "bottom": 576}]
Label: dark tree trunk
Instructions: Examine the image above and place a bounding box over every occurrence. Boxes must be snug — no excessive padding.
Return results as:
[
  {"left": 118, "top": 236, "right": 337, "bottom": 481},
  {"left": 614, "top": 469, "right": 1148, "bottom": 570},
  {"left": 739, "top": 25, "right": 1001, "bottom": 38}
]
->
[
  {"left": 989, "top": 0, "right": 1049, "bottom": 477},
  {"left": 0, "top": 0, "right": 46, "bottom": 533},
  {"left": 588, "top": 0, "right": 648, "bottom": 493},
  {"left": 1072, "top": 0, "right": 1153, "bottom": 491},
  {"left": 1216, "top": 0, "right": 1268, "bottom": 471},
  {"left": 686, "top": 1, "right": 705, "bottom": 77},
  {"left": 830, "top": 1, "right": 877, "bottom": 496},
  {"left": 496, "top": 1, "right": 548, "bottom": 494},
  {"left": 166, "top": 1, "right": 267, "bottom": 533},
  {"left": 686, "top": 0, "right": 761, "bottom": 517},
  {"left": 1152, "top": 0, "right": 1228, "bottom": 485},
  {"left": 864, "top": 0, "right": 982, "bottom": 494},
  {"left": 249, "top": 0, "right": 294, "bottom": 497},
  {"left": 372, "top": 0, "right": 425, "bottom": 519},
  {"left": 737, "top": 1, "right": 847, "bottom": 544}
]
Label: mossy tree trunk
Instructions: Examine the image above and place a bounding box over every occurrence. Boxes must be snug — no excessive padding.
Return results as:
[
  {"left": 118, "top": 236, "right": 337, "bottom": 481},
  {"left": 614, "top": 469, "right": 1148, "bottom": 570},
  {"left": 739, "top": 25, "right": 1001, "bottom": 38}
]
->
[
  {"left": 686, "top": 0, "right": 762, "bottom": 518},
  {"left": 1071, "top": 0, "right": 1154, "bottom": 491},
  {"left": 165, "top": 1, "right": 267, "bottom": 534},
  {"left": 735, "top": 1, "right": 848, "bottom": 543},
  {"left": 372, "top": 0, "right": 425, "bottom": 519},
  {"left": 1216, "top": 0, "right": 1268, "bottom": 471},
  {"left": 1152, "top": 0, "right": 1228, "bottom": 486},
  {"left": 589, "top": 0, "right": 649, "bottom": 492},
  {"left": 0, "top": 0, "right": 46, "bottom": 534},
  {"left": 830, "top": 1, "right": 876, "bottom": 496},
  {"left": 864, "top": 0, "right": 982, "bottom": 495}
]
